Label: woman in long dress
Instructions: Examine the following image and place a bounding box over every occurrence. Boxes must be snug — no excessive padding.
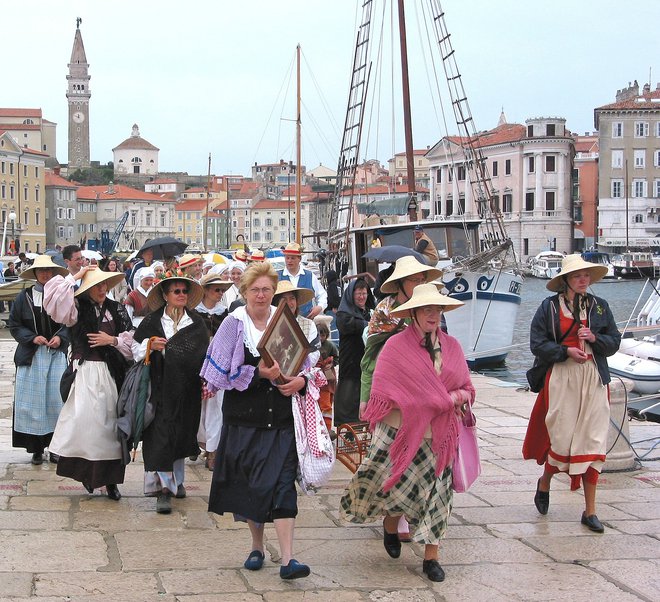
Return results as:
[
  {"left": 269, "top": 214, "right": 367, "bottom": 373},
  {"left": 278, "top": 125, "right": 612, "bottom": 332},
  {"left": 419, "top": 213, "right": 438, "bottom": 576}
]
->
[
  {"left": 523, "top": 254, "right": 621, "bottom": 533},
  {"left": 200, "top": 262, "right": 313, "bottom": 580},
  {"left": 341, "top": 283, "right": 473, "bottom": 582},
  {"left": 333, "top": 278, "right": 375, "bottom": 426},
  {"left": 132, "top": 276, "right": 209, "bottom": 514},
  {"left": 9, "top": 255, "right": 70, "bottom": 465},
  {"left": 43, "top": 267, "right": 134, "bottom": 500}
]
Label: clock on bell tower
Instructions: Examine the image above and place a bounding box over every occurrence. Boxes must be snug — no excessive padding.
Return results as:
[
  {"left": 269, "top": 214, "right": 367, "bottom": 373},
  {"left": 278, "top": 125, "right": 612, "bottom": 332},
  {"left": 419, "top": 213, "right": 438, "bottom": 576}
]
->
[{"left": 66, "top": 17, "right": 91, "bottom": 169}]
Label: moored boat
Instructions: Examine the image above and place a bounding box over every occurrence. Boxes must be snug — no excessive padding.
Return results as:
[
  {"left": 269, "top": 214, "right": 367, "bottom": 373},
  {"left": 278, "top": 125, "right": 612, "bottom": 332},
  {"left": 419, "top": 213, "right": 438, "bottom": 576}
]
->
[
  {"left": 611, "top": 252, "right": 659, "bottom": 279},
  {"left": 607, "top": 351, "right": 660, "bottom": 395},
  {"left": 529, "top": 251, "right": 564, "bottom": 279},
  {"left": 581, "top": 251, "right": 614, "bottom": 278}
]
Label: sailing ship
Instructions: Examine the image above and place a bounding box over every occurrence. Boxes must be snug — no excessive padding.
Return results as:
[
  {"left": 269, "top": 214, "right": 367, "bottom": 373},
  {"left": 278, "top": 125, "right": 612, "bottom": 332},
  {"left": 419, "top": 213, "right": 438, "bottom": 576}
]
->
[{"left": 325, "top": 0, "right": 522, "bottom": 365}]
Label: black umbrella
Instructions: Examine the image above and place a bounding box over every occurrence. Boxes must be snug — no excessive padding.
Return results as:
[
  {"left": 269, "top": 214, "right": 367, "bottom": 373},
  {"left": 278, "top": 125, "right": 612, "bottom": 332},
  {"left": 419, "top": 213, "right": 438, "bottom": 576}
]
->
[
  {"left": 363, "top": 245, "right": 426, "bottom": 264},
  {"left": 138, "top": 237, "right": 187, "bottom": 260},
  {"left": 44, "top": 249, "right": 65, "bottom": 267}
]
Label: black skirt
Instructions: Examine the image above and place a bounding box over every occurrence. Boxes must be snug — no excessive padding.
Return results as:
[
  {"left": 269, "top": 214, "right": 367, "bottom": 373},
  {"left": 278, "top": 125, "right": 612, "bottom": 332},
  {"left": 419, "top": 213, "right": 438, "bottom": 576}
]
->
[{"left": 208, "top": 424, "right": 298, "bottom": 523}]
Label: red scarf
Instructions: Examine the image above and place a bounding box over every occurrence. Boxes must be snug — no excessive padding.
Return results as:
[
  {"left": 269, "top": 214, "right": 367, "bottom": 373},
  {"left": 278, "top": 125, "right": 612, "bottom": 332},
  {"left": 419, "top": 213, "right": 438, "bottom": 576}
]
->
[{"left": 365, "top": 325, "right": 473, "bottom": 491}]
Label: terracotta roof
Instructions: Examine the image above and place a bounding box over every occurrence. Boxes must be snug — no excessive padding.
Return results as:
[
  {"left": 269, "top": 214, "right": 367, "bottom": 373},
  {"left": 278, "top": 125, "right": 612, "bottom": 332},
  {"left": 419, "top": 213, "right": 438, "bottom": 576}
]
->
[
  {"left": 112, "top": 136, "right": 159, "bottom": 152},
  {"left": 175, "top": 199, "right": 208, "bottom": 211},
  {"left": 45, "top": 172, "right": 76, "bottom": 188},
  {"left": 280, "top": 184, "right": 314, "bottom": 196},
  {"left": 446, "top": 123, "right": 527, "bottom": 149},
  {"left": 574, "top": 136, "right": 599, "bottom": 153},
  {"left": 237, "top": 182, "right": 259, "bottom": 196},
  {"left": 252, "top": 199, "right": 291, "bottom": 210},
  {"left": 21, "top": 146, "right": 49, "bottom": 157},
  {"left": 183, "top": 187, "right": 206, "bottom": 193},
  {"left": 392, "top": 149, "right": 430, "bottom": 157},
  {"left": 0, "top": 123, "right": 41, "bottom": 131},
  {"left": 595, "top": 89, "right": 660, "bottom": 111},
  {"left": 341, "top": 184, "right": 429, "bottom": 197},
  {"left": 76, "top": 184, "right": 173, "bottom": 202},
  {"left": 0, "top": 108, "right": 42, "bottom": 118}
]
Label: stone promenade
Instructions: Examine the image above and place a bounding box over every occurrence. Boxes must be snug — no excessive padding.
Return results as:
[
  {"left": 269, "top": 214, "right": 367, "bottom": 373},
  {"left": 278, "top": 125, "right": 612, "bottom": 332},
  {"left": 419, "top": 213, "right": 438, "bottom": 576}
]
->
[{"left": 0, "top": 335, "right": 658, "bottom": 601}]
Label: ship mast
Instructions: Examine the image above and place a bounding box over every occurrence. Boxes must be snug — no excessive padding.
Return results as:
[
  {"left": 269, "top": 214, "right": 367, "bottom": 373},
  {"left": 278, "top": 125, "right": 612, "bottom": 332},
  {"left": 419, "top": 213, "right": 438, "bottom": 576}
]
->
[{"left": 296, "top": 44, "right": 302, "bottom": 244}]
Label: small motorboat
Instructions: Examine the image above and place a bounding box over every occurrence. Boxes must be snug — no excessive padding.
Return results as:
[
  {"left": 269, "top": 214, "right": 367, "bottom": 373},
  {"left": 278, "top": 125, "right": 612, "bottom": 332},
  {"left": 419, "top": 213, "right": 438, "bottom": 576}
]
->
[
  {"left": 608, "top": 351, "right": 660, "bottom": 395},
  {"left": 581, "top": 251, "right": 615, "bottom": 278},
  {"left": 529, "top": 251, "right": 564, "bottom": 279}
]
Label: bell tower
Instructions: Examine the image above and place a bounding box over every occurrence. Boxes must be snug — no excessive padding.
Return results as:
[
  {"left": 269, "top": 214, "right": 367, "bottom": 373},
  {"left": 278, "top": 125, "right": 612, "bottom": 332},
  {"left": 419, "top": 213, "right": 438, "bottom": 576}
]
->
[{"left": 66, "top": 17, "right": 91, "bottom": 168}]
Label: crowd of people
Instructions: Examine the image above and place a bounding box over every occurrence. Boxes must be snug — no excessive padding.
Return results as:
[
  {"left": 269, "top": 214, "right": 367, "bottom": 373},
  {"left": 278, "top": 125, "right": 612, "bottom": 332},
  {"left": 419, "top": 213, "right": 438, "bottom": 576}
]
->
[{"left": 4, "top": 242, "right": 621, "bottom": 582}]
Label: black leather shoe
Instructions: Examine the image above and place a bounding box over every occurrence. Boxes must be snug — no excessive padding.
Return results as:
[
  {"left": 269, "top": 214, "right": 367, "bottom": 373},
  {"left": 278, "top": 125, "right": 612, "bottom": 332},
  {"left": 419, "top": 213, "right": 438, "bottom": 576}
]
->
[
  {"left": 423, "top": 559, "right": 446, "bottom": 582},
  {"left": 383, "top": 528, "right": 401, "bottom": 559},
  {"left": 31, "top": 452, "right": 44, "bottom": 465},
  {"left": 581, "top": 512, "right": 604, "bottom": 533},
  {"left": 82, "top": 482, "right": 94, "bottom": 494},
  {"left": 156, "top": 493, "right": 172, "bottom": 514},
  {"left": 534, "top": 479, "right": 549, "bottom": 515},
  {"left": 49, "top": 452, "right": 59, "bottom": 464},
  {"left": 106, "top": 484, "right": 121, "bottom": 501},
  {"left": 175, "top": 484, "right": 186, "bottom": 499}
]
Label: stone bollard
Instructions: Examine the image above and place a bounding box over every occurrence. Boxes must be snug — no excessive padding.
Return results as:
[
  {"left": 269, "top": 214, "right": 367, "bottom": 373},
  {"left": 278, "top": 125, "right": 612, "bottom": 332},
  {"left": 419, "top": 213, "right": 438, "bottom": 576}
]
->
[{"left": 603, "top": 376, "right": 637, "bottom": 472}]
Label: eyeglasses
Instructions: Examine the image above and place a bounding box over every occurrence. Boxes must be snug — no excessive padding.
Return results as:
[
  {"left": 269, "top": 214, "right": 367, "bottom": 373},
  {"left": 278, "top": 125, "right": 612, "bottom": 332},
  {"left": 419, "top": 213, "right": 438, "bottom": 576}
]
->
[
  {"left": 169, "top": 288, "right": 189, "bottom": 295},
  {"left": 420, "top": 306, "right": 443, "bottom": 315},
  {"left": 248, "top": 287, "right": 273, "bottom": 296}
]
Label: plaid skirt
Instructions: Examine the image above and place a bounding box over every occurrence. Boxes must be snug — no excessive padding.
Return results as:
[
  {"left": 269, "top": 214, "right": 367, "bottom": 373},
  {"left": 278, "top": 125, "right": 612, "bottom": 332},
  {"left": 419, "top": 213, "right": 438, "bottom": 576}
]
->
[{"left": 340, "top": 422, "right": 453, "bottom": 545}]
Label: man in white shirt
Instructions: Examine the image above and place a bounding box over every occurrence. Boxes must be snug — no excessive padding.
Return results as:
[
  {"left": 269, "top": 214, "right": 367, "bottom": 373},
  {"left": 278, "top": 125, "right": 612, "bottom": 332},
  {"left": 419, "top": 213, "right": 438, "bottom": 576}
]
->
[
  {"left": 277, "top": 242, "right": 326, "bottom": 319},
  {"left": 62, "top": 245, "right": 84, "bottom": 277}
]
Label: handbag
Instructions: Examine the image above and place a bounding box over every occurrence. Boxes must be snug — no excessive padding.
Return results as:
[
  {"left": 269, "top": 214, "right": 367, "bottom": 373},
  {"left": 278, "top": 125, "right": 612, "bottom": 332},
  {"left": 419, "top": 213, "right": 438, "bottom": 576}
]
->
[
  {"left": 452, "top": 406, "right": 481, "bottom": 493},
  {"left": 526, "top": 317, "right": 577, "bottom": 393},
  {"left": 59, "top": 359, "right": 82, "bottom": 403},
  {"left": 292, "top": 369, "right": 335, "bottom": 494}
]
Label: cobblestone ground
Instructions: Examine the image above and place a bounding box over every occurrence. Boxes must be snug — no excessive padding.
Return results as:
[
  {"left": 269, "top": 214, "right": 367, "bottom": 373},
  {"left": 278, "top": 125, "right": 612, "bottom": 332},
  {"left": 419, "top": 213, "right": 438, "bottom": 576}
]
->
[{"left": 0, "top": 334, "right": 658, "bottom": 601}]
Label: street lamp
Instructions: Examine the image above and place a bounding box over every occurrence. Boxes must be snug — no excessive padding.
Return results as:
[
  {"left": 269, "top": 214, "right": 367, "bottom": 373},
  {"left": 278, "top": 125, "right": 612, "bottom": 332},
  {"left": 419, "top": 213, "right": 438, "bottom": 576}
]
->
[{"left": 1, "top": 211, "right": 17, "bottom": 256}]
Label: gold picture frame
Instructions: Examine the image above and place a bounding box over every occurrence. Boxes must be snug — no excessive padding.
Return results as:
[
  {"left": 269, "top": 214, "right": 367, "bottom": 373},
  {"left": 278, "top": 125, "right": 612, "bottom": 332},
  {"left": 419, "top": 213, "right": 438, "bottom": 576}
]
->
[{"left": 257, "top": 301, "right": 310, "bottom": 381}]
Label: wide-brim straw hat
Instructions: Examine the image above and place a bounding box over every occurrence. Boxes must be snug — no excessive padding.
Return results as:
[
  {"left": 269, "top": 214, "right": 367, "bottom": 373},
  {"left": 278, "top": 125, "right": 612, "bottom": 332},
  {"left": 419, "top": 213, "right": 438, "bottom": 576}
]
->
[
  {"left": 147, "top": 276, "right": 204, "bottom": 311},
  {"left": 283, "top": 242, "right": 303, "bottom": 256},
  {"left": 248, "top": 249, "right": 265, "bottom": 262},
  {"left": 272, "top": 279, "right": 314, "bottom": 306},
  {"left": 313, "top": 314, "right": 333, "bottom": 330},
  {"left": 547, "top": 254, "right": 609, "bottom": 292},
  {"left": 390, "top": 282, "right": 464, "bottom": 317},
  {"left": 75, "top": 270, "right": 127, "bottom": 297},
  {"left": 19, "top": 255, "right": 68, "bottom": 280},
  {"left": 380, "top": 255, "right": 443, "bottom": 294},
  {"left": 178, "top": 254, "right": 203, "bottom": 270},
  {"left": 200, "top": 273, "right": 233, "bottom": 292}
]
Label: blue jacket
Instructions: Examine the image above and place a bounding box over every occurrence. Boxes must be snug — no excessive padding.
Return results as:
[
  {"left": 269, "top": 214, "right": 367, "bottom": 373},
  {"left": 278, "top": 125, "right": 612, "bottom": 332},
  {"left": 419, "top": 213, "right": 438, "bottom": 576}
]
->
[{"left": 529, "top": 293, "right": 621, "bottom": 385}]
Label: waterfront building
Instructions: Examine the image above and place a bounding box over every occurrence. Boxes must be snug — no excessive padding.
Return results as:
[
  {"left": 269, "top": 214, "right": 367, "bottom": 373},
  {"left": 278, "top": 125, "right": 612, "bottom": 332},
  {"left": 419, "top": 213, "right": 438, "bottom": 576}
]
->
[
  {"left": 594, "top": 81, "right": 660, "bottom": 251},
  {"left": 77, "top": 182, "right": 175, "bottom": 251},
  {"left": 0, "top": 108, "right": 58, "bottom": 163},
  {"left": 572, "top": 134, "right": 599, "bottom": 251},
  {"left": 67, "top": 19, "right": 91, "bottom": 169},
  {"left": 388, "top": 149, "right": 431, "bottom": 189},
  {"left": 45, "top": 171, "right": 78, "bottom": 249},
  {"left": 0, "top": 132, "right": 47, "bottom": 253},
  {"left": 426, "top": 114, "right": 575, "bottom": 260}
]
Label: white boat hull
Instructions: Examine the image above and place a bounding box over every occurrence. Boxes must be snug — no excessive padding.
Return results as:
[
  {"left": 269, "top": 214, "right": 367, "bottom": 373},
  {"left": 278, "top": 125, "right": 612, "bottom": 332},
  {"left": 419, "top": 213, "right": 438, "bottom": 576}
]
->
[
  {"left": 442, "top": 270, "right": 522, "bottom": 365},
  {"left": 608, "top": 351, "right": 660, "bottom": 395}
]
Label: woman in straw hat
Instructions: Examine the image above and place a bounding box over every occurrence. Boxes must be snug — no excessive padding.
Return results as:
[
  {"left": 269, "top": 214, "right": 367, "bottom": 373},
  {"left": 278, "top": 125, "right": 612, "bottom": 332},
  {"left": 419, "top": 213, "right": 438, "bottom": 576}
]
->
[
  {"left": 341, "top": 283, "right": 473, "bottom": 582},
  {"left": 132, "top": 276, "right": 208, "bottom": 514},
  {"left": 8, "top": 255, "right": 71, "bottom": 465},
  {"left": 523, "top": 254, "right": 621, "bottom": 533},
  {"left": 359, "top": 255, "right": 442, "bottom": 540},
  {"left": 43, "top": 266, "right": 134, "bottom": 500},
  {"left": 194, "top": 273, "right": 233, "bottom": 471},
  {"left": 200, "top": 262, "right": 314, "bottom": 580}
]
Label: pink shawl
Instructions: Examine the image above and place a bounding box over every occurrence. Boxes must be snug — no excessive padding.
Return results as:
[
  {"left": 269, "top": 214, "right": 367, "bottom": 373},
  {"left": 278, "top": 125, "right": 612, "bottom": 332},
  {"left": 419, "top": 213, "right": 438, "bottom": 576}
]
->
[{"left": 364, "top": 325, "right": 474, "bottom": 491}]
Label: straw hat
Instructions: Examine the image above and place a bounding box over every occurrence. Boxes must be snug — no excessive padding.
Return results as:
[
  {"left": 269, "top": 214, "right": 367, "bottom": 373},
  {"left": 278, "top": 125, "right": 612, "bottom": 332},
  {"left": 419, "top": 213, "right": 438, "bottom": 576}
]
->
[
  {"left": 75, "top": 269, "right": 127, "bottom": 297},
  {"left": 248, "top": 249, "right": 265, "bottom": 262},
  {"left": 146, "top": 276, "right": 204, "bottom": 311},
  {"left": 283, "top": 242, "right": 303, "bottom": 256},
  {"left": 200, "top": 273, "right": 233, "bottom": 292},
  {"left": 380, "top": 255, "right": 443, "bottom": 294},
  {"left": 313, "top": 314, "right": 333, "bottom": 330},
  {"left": 19, "top": 255, "right": 68, "bottom": 280},
  {"left": 546, "top": 254, "right": 609, "bottom": 292},
  {"left": 178, "top": 254, "right": 203, "bottom": 270},
  {"left": 234, "top": 249, "right": 248, "bottom": 262},
  {"left": 272, "top": 279, "right": 314, "bottom": 306},
  {"left": 390, "top": 282, "right": 464, "bottom": 317}
]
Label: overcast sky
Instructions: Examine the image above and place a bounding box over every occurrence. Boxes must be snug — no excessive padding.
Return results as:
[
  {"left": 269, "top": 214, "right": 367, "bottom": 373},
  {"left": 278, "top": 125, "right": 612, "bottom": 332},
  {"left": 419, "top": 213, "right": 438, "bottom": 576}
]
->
[{"left": 4, "top": 0, "right": 658, "bottom": 176}]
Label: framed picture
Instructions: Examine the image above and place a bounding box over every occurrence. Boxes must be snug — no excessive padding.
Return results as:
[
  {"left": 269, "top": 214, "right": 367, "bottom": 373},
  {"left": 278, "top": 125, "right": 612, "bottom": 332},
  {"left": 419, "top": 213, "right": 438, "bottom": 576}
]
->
[{"left": 257, "top": 301, "right": 310, "bottom": 381}]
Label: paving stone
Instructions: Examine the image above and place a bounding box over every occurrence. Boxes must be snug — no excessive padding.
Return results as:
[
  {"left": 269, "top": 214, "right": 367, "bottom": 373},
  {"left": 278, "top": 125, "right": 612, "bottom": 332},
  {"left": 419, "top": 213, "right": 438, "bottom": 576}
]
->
[
  {"left": 176, "top": 595, "right": 262, "bottom": 602},
  {"left": 34, "top": 571, "right": 160, "bottom": 597},
  {"left": 9, "top": 495, "right": 71, "bottom": 511},
  {"left": 0, "top": 510, "right": 69, "bottom": 530},
  {"left": 0, "top": 571, "right": 33, "bottom": 597},
  {"left": 159, "top": 568, "right": 246, "bottom": 595},
  {"left": 454, "top": 503, "right": 635, "bottom": 525},
  {"left": 366, "top": 591, "right": 438, "bottom": 602},
  {"left": 606, "top": 518, "right": 660, "bottom": 535},
  {"left": 524, "top": 534, "right": 660, "bottom": 562},
  {"left": 266, "top": 591, "right": 365, "bottom": 601},
  {"left": 436, "top": 537, "right": 548, "bottom": 565},
  {"left": 588, "top": 559, "right": 660, "bottom": 601},
  {"left": 610, "top": 502, "right": 660, "bottom": 520},
  {"left": 0, "top": 531, "right": 107, "bottom": 571}
]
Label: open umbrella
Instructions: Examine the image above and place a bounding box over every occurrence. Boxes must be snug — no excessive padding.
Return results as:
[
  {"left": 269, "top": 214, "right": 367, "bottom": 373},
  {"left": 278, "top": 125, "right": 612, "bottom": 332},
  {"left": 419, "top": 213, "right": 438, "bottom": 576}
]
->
[
  {"left": 363, "top": 245, "right": 426, "bottom": 264},
  {"left": 81, "top": 249, "right": 103, "bottom": 261},
  {"left": 203, "top": 252, "right": 227, "bottom": 265},
  {"left": 138, "top": 237, "right": 187, "bottom": 260}
]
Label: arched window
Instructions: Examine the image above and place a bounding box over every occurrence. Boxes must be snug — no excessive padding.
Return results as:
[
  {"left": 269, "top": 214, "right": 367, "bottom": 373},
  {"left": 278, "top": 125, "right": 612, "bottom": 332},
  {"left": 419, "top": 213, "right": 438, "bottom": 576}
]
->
[
  {"left": 22, "top": 119, "right": 34, "bottom": 125},
  {"left": 131, "top": 157, "right": 142, "bottom": 164}
]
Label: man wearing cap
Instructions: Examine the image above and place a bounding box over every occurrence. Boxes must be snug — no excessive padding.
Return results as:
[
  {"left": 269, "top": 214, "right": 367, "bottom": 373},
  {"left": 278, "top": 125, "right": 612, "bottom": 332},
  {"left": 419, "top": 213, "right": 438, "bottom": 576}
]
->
[
  {"left": 178, "top": 254, "right": 203, "bottom": 281},
  {"left": 413, "top": 226, "right": 439, "bottom": 266},
  {"left": 277, "top": 242, "right": 327, "bottom": 319}
]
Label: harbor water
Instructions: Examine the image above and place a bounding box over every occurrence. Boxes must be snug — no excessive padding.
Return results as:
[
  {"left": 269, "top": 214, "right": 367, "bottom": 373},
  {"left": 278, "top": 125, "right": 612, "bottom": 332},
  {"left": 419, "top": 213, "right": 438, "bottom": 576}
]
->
[{"left": 478, "top": 277, "right": 652, "bottom": 384}]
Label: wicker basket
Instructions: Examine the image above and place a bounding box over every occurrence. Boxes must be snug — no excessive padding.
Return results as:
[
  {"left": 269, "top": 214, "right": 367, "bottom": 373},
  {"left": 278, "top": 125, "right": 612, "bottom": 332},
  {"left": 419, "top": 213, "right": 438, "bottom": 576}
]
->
[{"left": 335, "top": 422, "right": 372, "bottom": 473}]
